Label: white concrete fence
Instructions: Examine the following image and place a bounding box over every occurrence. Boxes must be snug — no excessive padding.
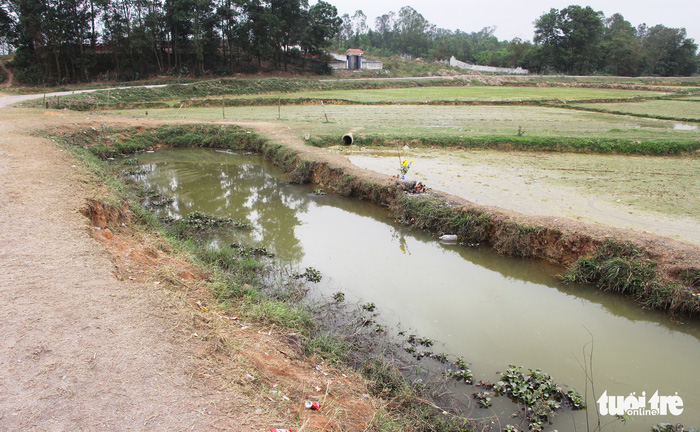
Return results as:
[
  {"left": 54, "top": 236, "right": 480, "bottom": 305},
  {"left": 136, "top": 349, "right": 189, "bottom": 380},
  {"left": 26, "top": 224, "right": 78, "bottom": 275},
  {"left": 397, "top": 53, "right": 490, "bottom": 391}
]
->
[{"left": 449, "top": 56, "right": 528, "bottom": 75}]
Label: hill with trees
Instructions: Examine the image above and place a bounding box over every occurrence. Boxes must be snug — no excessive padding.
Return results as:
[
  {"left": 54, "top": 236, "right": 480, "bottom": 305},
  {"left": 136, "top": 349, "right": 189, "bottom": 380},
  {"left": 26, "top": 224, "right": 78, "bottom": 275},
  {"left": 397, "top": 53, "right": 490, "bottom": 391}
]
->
[
  {"left": 333, "top": 5, "right": 699, "bottom": 77},
  {"left": 0, "top": 1, "right": 697, "bottom": 85}
]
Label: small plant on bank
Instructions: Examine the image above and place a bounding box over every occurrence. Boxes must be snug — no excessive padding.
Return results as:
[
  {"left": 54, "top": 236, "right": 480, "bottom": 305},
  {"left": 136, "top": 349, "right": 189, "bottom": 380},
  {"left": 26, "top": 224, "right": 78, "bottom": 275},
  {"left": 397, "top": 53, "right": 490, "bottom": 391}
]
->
[
  {"left": 362, "top": 302, "right": 376, "bottom": 312},
  {"left": 293, "top": 266, "right": 322, "bottom": 283},
  {"left": 301, "top": 332, "right": 349, "bottom": 365}
]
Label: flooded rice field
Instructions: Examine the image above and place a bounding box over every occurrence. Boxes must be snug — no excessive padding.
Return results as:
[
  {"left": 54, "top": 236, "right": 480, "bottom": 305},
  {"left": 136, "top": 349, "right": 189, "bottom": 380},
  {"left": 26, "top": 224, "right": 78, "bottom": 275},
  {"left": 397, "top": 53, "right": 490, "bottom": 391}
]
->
[{"left": 130, "top": 148, "right": 700, "bottom": 431}]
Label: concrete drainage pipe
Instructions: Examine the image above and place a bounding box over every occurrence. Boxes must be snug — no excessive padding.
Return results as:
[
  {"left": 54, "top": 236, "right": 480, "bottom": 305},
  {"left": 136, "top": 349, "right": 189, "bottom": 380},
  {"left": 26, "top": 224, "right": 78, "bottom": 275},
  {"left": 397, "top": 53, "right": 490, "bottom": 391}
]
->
[{"left": 342, "top": 133, "right": 354, "bottom": 145}]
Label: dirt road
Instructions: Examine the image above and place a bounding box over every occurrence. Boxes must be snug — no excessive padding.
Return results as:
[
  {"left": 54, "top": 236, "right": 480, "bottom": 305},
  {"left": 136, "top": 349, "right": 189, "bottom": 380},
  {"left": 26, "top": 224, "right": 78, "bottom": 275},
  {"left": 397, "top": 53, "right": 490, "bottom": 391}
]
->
[
  {"left": 0, "top": 100, "right": 377, "bottom": 431},
  {"left": 0, "top": 106, "right": 271, "bottom": 430}
]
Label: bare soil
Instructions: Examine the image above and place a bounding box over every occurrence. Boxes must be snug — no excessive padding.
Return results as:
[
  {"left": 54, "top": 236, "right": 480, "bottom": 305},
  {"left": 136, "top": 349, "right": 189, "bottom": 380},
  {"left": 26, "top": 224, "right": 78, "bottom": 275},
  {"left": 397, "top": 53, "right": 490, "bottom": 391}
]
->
[
  {"left": 338, "top": 148, "right": 700, "bottom": 246},
  {"left": 0, "top": 106, "right": 376, "bottom": 431}
]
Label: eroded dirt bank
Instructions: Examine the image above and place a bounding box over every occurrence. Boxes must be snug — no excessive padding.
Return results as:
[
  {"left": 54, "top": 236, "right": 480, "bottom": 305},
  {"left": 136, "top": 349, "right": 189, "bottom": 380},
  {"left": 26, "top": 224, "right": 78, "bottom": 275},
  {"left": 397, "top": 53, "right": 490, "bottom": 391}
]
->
[{"left": 0, "top": 108, "right": 377, "bottom": 431}]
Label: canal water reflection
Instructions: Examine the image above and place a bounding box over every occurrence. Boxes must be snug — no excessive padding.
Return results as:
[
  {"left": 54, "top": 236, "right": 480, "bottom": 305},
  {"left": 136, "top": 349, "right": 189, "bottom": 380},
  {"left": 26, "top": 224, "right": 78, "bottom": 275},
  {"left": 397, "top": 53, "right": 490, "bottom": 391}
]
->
[{"left": 132, "top": 148, "right": 700, "bottom": 431}]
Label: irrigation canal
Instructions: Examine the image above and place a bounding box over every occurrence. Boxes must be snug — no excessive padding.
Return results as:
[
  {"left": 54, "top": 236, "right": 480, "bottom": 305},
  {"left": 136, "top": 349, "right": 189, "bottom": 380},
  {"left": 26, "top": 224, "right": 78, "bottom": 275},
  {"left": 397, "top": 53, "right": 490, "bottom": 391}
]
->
[{"left": 130, "top": 148, "right": 700, "bottom": 431}]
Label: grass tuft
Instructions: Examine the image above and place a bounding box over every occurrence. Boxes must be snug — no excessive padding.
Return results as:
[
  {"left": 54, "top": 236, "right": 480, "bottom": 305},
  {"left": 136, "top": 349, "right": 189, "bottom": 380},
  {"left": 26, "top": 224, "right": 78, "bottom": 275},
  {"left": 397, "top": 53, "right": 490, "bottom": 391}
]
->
[{"left": 563, "top": 239, "right": 699, "bottom": 315}]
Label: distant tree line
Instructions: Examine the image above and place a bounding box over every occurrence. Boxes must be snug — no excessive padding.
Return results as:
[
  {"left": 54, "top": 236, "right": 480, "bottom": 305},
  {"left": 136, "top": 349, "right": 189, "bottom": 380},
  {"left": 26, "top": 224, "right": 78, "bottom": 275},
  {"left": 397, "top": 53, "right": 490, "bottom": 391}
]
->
[
  {"left": 333, "top": 5, "right": 699, "bottom": 76},
  {"left": 0, "top": 0, "right": 341, "bottom": 84}
]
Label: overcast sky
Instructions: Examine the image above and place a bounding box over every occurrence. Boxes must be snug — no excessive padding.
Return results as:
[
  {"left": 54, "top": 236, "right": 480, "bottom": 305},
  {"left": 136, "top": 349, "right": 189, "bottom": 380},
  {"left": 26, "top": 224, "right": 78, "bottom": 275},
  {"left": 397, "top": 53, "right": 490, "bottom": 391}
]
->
[{"left": 314, "top": 0, "right": 700, "bottom": 45}]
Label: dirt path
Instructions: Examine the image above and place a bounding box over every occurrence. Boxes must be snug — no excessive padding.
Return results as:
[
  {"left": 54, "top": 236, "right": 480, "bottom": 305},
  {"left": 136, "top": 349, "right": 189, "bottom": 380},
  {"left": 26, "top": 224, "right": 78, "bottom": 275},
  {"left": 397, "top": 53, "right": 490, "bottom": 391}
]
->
[
  {"left": 0, "top": 59, "right": 13, "bottom": 87},
  {"left": 0, "top": 104, "right": 379, "bottom": 431},
  {"left": 0, "top": 108, "right": 273, "bottom": 430}
]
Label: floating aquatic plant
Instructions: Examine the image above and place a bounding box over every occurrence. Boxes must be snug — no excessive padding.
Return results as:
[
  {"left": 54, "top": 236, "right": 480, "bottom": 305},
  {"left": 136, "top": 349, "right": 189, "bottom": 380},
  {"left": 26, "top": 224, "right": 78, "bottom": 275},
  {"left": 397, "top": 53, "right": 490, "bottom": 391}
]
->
[
  {"left": 293, "top": 266, "right": 322, "bottom": 283},
  {"left": 473, "top": 391, "right": 492, "bottom": 408},
  {"left": 362, "top": 302, "right": 377, "bottom": 312},
  {"left": 494, "top": 365, "right": 585, "bottom": 431}
]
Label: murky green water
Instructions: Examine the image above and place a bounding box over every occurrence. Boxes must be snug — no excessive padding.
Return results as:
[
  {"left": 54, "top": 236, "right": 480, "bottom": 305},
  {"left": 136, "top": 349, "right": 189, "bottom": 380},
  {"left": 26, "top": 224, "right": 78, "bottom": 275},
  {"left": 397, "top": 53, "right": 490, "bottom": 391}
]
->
[{"left": 132, "top": 148, "right": 700, "bottom": 431}]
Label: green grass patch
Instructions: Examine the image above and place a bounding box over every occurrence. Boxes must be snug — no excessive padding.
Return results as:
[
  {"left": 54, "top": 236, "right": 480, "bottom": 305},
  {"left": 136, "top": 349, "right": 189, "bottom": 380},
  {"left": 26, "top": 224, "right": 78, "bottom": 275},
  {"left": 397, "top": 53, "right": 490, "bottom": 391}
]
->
[
  {"left": 572, "top": 100, "right": 700, "bottom": 122},
  {"left": 311, "top": 133, "right": 700, "bottom": 156},
  {"left": 396, "top": 195, "right": 490, "bottom": 243},
  {"left": 679, "top": 269, "right": 700, "bottom": 288},
  {"left": 62, "top": 124, "right": 268, "bottom": 159},
  {"left": 112, "top": 104, "right": 698, "bottom": 152},
  {"left": 38, "top": 75, "right": 683, "bottom": 112},
  {"left": 562, "top": 239, "right": 699, "bottom": 315},
  {"left": 37, "top": 76, "right": 495, "bottom": 110},
  {"left": 361, "top": 358, "right": 478, "bottom": 432},
  {"left": 301, "top": 332, "right": 349, "bottom": 365},
  {"left": 204, "top": 86, "right": 670, "bottom": 104}
]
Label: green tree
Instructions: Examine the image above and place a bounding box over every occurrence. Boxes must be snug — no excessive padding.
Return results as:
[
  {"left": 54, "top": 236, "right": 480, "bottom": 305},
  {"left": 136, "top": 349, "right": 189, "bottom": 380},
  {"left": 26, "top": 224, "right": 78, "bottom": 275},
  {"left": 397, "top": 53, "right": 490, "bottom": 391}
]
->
[
  {"left": 8, "top": 0, "right": 95, "bottom": 83},
  {"left": 348, "top": 9, "right": 366, "bottom": 45},
  {"left": 301, "top": 1, "right": 340, "bottom": 56},
  {"left": 504, "top": 38, "right": 534, "bottom": 68},
  {"left": 534, "top": 5, "right": 604, "bottom": 74},
  {"left": 372, "top": 12, "right": 395, "bottom": 51},
  {"left": 600, "top": 13, "right": 640, "bottom": 76},
  {"left": 0, "top": 1, "right": 15, "bottom": 54},
  {"left": 216, "top": 0, "right": 239, "bottom": 72},
  {"left": 270, "top": 0, "right": 308, "bottom": 70},
  {"left": 640, "top": 24, "right": 698, "bottom": 76},
  {"left": 240, "top": 0, "right": 276, "bottom": 67},
  {"left": 393, "top": 6, "right": 430, "bottom": 58}
]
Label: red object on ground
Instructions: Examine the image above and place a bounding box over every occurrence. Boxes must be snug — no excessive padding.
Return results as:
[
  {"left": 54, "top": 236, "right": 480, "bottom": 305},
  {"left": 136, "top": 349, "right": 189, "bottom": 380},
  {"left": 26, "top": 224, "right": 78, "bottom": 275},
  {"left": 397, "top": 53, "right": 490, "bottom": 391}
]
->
[{"left": 304, "top": 400, "right": 320, "bottom": 410}]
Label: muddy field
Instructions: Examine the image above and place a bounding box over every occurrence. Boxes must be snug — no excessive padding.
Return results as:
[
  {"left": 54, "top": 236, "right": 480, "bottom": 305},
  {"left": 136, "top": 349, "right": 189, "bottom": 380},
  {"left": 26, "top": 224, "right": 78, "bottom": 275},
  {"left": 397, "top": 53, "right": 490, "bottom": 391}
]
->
[{"left": 334, "top": 146, "right": 700, "bottom": 245}]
